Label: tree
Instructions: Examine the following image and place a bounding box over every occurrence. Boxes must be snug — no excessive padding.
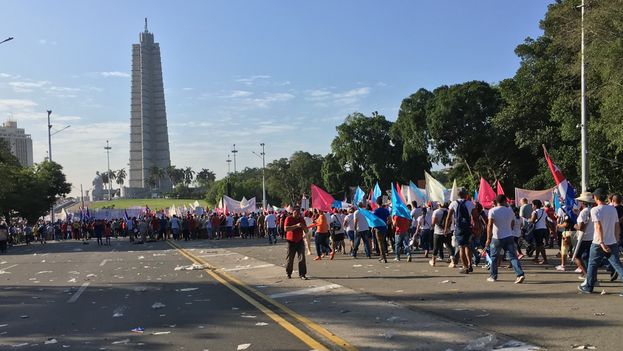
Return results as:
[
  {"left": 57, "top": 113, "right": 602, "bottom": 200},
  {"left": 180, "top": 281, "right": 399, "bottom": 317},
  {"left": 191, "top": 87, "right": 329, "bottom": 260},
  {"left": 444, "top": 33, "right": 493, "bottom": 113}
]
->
[
  {"left": 196, "top": 168, "right": 216, "bottom": 187},
  {"left": 116, "top": 168, "right": 127, "bottom": 187},
  {"left": 288, "top": 151, "right": 324, "bottom": 197},
  {"left": 330, "top": 112, "right": 402, "bottom": 190},
  {"left": 183, "top": 167, "right": 195, "bottom": 186},
  {"left": 147, "top": 166, "right": 164, "bottom": 190}
]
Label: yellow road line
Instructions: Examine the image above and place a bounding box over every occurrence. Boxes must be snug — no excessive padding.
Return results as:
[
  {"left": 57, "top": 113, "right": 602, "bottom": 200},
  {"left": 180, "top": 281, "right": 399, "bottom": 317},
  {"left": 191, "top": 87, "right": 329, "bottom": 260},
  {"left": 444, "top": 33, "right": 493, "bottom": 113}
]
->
[{"left": 168, "top": 241, "right": 331, "bottom": 351}]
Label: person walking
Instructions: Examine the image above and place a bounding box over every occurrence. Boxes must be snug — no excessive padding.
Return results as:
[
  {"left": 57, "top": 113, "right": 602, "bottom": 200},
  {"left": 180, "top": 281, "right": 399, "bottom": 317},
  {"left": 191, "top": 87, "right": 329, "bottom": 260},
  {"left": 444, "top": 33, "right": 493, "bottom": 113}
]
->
[
  {"left": 579, "top": 188, "right": 623, "bottom": 294},
  {"left": 353, "top": 204, "right": 372, "bottom": 259},
  {"left": 284, "top": 207, "right": 308, "bottom": 280},
  {"left": 482, "top": 195, "right": 525, "bottom": 283},
  {"left": 445, "top": 188, "right": 479, "bottom": 273}
]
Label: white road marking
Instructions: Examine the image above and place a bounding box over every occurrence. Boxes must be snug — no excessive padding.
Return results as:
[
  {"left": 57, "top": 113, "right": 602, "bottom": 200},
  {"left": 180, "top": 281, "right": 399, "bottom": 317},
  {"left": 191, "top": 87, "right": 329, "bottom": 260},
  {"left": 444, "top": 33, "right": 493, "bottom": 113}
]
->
[
  {"left": 67, "top": 282, "right": 90, "bottom": 303},
  {"left": 221, "top": 264, "right": 274, "bottom": 272},
  {"left": 99, "top": 259, "right": 110, "bottom": 267},
  {"left": 199, "top": 252, "right": 237, "bottom": 258},
  {"left": 269, "top": 284, "right": 342, "bottom": 299},
  {"left": 0, "top": 264, "right": 18, "bottom": 274}
]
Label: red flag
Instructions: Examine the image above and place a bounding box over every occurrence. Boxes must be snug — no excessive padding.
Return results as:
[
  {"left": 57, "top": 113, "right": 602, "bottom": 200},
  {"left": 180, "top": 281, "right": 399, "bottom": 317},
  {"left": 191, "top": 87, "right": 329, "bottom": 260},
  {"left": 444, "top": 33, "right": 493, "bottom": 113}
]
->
[
  {"left": 311, "top": 184, "right": 335, "bottom": 212},
  {"left": 368, "top": 188, "right": 378, "bottom": 210},
  {"left": 395, "top": 182, "right": 407, "bottom": 204},
  {"left": 543, "top": 146, "right": 566, "bottom": 185},
  {"left": 478, "top": 178, "right": 496, "bottom": 209},
  {"left": 496, "top": 180, "right": 511, "bottom": 204}
]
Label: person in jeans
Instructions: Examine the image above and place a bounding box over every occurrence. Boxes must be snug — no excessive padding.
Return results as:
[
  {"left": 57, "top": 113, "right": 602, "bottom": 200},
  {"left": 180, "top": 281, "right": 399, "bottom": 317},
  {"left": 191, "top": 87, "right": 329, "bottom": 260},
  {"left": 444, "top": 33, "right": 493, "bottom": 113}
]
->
[
  {"left": 309, "top": 209, "right": 331, "bottom": 261},
  {"left": 430, "top": 202, "right": 448, "bottom": 266},
  {"left": 353, "top": 204, "right": 372, "bottom": 259},
  {"left": 482, "top": 195, "right": 525, "bottom": 283},
  {"left": 445, "top": 188, "right": 480, "bottom": 274},
  {"left": 529, "top": 200, "right": 550, "bottom": 265},
  {"left": 284, "top": 207, "right": 308, "bottom": 280},
  {"left": 579, "top": 188, "right": 623, "bottom": 294},
  {"left": 393, "top": 213, "right": 412, "bottom": 262},
  {"left": 264, "top": 211, "right": 278, "bottom": 245}
]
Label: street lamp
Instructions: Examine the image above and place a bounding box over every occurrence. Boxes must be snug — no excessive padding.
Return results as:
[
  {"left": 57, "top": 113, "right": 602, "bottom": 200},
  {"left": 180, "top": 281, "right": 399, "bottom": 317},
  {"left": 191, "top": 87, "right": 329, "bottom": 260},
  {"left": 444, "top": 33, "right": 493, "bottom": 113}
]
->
[
  {"left": 105, "top": 140, "right": 112, "bottom": 200},
  {"left": 252, "top": 143, "right": 267, "bottom": 210},
  {"left": 47, "top": 110, "right": 53, "bottom": 161},
  {"left": 231, "top": 144, "right": 238, "bottom": 174},
  {"left": 579, "top": 0, "right": 589, "bottom": 192}
]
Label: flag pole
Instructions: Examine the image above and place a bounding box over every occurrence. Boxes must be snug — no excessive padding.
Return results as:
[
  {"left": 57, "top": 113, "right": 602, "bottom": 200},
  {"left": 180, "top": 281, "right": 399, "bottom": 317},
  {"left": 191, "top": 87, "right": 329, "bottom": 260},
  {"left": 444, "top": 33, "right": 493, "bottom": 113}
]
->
[{"left": 580, "top": 0, "right": 589, "bottom": 192}]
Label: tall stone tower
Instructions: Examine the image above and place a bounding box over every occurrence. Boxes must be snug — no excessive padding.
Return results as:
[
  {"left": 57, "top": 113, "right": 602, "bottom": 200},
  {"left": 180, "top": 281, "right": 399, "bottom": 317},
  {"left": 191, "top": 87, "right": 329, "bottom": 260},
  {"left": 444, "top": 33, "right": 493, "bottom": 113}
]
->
[{"left": 128, "top": 18, "right": 171, "bottom": 194}]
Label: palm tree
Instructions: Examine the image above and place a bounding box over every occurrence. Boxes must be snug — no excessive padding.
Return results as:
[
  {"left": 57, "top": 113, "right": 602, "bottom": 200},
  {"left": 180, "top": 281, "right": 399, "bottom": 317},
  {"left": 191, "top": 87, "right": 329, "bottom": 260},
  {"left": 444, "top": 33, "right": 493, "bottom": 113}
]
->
[
  {"left": 183, "top": 166, "right": 195, "bottom": 186},
  {"left": 148, "top": 166, "right": 164, "bottom": 190},
  {"left": 116, "top": 168, "right": 127, "bottom": 187},
  {"left": 101, "top": 171, "right": 110, "bottom": 189},
  {"left": 196, "top": 168, "right": 216, "bottom": 186}
]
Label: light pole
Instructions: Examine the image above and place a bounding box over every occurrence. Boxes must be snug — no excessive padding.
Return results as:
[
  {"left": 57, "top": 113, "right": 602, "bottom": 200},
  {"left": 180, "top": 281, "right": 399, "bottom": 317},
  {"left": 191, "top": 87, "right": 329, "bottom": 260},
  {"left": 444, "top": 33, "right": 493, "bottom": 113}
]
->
[
  {"left": 579, "top": 0, "right": 589, "bottom": 192},
  {"left": 226, "top": 154, "right": 232, "bottom": 175},
  {"left": 231, "top": 144, "right": 238, "bottom": 174},
  {"left": 47, "top": 110, "right": 53, "bottom": 161},
  {"left": 252, "top": 143, "right": 267, "bottom": 210},
  {"left": 105, "top": 140, "right": 112, "bottom": 200}
]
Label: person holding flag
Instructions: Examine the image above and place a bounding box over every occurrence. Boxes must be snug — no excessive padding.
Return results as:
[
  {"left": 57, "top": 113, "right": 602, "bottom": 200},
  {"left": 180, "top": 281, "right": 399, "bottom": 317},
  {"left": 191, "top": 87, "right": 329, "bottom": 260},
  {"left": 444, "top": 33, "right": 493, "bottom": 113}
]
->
[{"left": 392, "top": 187, "right": 413, "bottom": 262}]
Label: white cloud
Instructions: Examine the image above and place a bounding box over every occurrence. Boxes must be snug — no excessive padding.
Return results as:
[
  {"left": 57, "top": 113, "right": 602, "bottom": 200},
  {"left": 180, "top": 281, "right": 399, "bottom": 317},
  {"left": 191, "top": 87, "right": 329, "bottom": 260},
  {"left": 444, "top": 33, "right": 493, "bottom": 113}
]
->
[
  {"left": 235, "top": 75, "right": 271, "bottom": 85},
  {"left": 222, "top": 90, "right": 254, "bottom": 98},
  {"left": 0, "top": 73, "right": 21, "bottom": 79},
  {"left": 100, "top": 71, "right": 130, "bottom": 78},
  {"left": 305, "top": 86, "right": 370, "bottom": 105},
  {"left": 8, "top": 80, "right": 50, "bottom": 93},
  {"left": 0, "top": 98, "right": 38, "bottom": 111},
  {"left": 244, "top": 92, "right": 295, "bottom": 108}
]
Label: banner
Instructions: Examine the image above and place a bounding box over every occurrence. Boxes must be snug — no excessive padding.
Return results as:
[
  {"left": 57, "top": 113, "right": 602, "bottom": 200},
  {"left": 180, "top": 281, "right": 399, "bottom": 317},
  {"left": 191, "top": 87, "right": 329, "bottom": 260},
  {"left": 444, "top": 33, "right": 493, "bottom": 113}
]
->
[
  {"left": 514, "top": 187, "right": 554, "bottom": 205},
  {"left": 222, "top": 195, "right": 257, "bottom": 214}
]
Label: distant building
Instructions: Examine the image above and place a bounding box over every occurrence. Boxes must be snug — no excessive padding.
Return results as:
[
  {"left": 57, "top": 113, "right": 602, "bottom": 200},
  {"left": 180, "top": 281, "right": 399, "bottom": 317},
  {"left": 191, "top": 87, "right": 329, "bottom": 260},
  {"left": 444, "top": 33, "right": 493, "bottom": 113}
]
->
[
  {"left": 126, "top": 18, "right": 172, "bottom": 198},
  {"left": 0, "top": 120, "right": 33, "bottom": 167}
]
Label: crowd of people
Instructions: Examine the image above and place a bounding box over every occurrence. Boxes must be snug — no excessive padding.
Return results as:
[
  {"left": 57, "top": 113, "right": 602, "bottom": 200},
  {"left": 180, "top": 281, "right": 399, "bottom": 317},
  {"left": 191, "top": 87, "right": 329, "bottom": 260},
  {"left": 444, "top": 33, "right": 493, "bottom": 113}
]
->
[{"left": 1, "top": 188, "right": 622, "bottom": 294}]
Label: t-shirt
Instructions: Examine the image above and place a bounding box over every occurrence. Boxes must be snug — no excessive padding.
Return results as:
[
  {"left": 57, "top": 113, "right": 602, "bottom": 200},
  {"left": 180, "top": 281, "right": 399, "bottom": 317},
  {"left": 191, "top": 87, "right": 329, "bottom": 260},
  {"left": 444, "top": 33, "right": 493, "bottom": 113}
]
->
[
  {"left": 331, "top": 214, "right": 345, "bottom": 234},
  {"left": 373, "top": 207, "right": 389, "bottom": 227},
  {"left": 417, "top": 212, "right": 432, "bottom": 231},
  {"left": 591, "top": 204, "right": 620, "bottom": 246},
  {"left": 576, "top": 207, "right": 594, "bottom": 242},
  {"left": 512, "top": 215, "right": 522, "bottom": 237},
  {"left": 393, "top": 216, "right": 411, "bottom": 234},
  {"left": 432, "top": 208, "right": 447, "bottom": 235},
  {"left": 520, "top": 204, "right": 533, "bottom": 220},
  {"left": 284, "top": 216, "right": 305, "bottom": 243},
  {"left": 248, "top": 217, "right": 256, "bottom": 227},
  {"left": 488, "top": 206, "right": 514, "bottom": 239},
  {"left": 410, "top": 208, "right": 422, "bottom": 228},
  {"left": 532, "top": 208, "right": 548, "bottom": 230},
  {"left": 343, "top": 213, "right": 355, "bottom": 232},
  {"left": 226, "top": 216, "right": 234, "bottom": 227},
  {"left": 449, "top": 199, "right": 475, "bottom": 231},
  {"left": 265, "top": 214, "right": 277, "bottom": 228},
  {"left": 354, "top": 210, "right": 370, "bottom": 231}
]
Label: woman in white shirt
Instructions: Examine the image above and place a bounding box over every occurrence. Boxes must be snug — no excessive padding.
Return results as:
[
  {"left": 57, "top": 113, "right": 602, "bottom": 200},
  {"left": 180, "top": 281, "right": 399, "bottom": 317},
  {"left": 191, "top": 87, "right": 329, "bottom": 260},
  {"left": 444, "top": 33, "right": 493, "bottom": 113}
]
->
[
  {"left": 529, "top": 199, "right": 549, "bottom": 264},
  {"left": 416, "top": 207, "right": 433, "bottom": 258}
]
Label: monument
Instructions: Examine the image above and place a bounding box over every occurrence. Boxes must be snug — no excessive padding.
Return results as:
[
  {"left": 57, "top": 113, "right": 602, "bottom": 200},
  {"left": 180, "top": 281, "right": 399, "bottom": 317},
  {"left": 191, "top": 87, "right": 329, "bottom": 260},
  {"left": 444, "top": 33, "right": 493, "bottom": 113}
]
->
[
  {"left": 90, "top": 171, "right": 104, "bottom": 201},
  {"left": 126, "top": 18, "right": 172, "bottom": 198}
]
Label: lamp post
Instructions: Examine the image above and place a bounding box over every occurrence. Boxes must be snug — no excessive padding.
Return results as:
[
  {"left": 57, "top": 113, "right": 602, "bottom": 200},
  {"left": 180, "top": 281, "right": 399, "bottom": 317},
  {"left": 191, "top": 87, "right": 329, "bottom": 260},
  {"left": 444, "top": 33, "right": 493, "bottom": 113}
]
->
[
  {"left": 47, "top": 110, "right": 53, "bottom": 161},
  {"left": 252, "top": 143, "right": 267, "bottom": 210},
  {"left": 579, "top": 0, "right": 589, "bottom": 192},
  {"left": 105, "top": 140, "right": 112, "bottom": 200},
  {"left": 231, "top": 144, "right": 238, "bottom": 174}
]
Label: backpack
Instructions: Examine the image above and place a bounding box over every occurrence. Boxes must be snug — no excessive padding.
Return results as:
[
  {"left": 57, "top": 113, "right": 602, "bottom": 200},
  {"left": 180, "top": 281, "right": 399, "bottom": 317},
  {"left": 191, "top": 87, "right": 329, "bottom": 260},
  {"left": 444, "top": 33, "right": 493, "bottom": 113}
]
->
[
  {"left": 456, "top": 200, "right": 471, "bottom": 231},
  {"left": 331, "top": 214, "right": 342, "bottom": 230}
]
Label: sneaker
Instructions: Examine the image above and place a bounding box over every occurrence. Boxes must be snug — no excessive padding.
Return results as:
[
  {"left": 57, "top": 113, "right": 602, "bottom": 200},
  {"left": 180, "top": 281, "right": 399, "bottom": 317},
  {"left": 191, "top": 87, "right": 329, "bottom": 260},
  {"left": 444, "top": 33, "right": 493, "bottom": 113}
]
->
[
  {"left": 429, "top": 259, "right": 435, "bottom": 267},
  {"left": 300, "top": 276, "right": 308, "bottom": 280},
  {"left": 407, "top": 256, "right": 412, "bottom": 262},
  {"left": 610, "top": 271, "right": 619, "bottom": 282},
  {"left": 515, "top": 275, "right": 525, "bottom": 284},
  {"left": 578, "top": 275, "right": 587, "bottom": 280},
  {"left": 486, "top": 277, "right": 496, "bottom": 282},
  {"left": 581, "top": 279, "right": 599, "bottom": 287},
  {"left": 393, "top": 258, "right": 400, "bottom": 262},
  {"left": 578, "top": 285, "right": 593, "bottom": 294},
  {"left": 555, "top": 265, "right": 565, "bottom": 271}
]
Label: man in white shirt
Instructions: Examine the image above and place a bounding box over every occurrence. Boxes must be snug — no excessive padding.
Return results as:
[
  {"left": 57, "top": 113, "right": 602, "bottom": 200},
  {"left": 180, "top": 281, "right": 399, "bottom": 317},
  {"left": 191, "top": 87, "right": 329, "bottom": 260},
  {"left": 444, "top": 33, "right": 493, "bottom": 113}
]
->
[
  {"left": 429, "top": 202, "right": 448, "bottom": 266},
  {"left": 482, "top": 195, "right": 525, "bottom": 283},
  {"left": 343, "top": 208, "right": 356, "bottom": 254},
  {"left": 265, "top": 211, "right": 278, "bottom": 245},
  {"left": 353, "top": 205, "right": 372, "bottom": 258},
  {"left": 445, "top": 188, "right": 480, "bottom": 274},
  {"left": 579, "top": 188, "right": 623, "bottom": 294},
  {"left": 573, "top": 192, "right": 595, "bottom": 278}
]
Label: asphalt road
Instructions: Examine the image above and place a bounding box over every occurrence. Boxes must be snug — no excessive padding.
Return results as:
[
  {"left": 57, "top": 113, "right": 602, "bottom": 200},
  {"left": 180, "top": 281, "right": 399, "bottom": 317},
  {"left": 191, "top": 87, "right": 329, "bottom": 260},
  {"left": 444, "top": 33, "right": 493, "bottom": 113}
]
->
[
  {"left": 173, "top": 237, "right": 623, "bottom": 351},
  {"left": 0, "top": 239, "right": 312, "bottom": 350}
]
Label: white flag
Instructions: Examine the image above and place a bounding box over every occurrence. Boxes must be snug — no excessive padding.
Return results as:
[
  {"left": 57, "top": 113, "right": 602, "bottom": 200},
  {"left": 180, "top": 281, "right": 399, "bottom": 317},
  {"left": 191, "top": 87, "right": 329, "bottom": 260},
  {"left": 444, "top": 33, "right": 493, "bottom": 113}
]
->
[{"left": 425, "top": 171, "right": 447, "bottom": 203}]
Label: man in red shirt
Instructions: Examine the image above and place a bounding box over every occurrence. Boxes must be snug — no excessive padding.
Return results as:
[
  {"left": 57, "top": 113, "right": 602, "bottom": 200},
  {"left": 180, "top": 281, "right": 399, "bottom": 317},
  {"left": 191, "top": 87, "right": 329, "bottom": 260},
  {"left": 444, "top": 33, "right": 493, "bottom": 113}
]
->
[
  {"left": 284, "top": 207, "right": 308, "bottom": 280},
  {"left": 393, "top": 215, "right": 412, "bottom": 262}
]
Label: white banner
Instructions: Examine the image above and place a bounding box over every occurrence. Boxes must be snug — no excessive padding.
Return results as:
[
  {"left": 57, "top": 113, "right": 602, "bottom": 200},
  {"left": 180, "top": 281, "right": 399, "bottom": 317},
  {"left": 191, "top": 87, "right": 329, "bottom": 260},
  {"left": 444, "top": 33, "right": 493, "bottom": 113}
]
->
[{"left": 514, "top": 187, "right": 554, "bottom": 204}]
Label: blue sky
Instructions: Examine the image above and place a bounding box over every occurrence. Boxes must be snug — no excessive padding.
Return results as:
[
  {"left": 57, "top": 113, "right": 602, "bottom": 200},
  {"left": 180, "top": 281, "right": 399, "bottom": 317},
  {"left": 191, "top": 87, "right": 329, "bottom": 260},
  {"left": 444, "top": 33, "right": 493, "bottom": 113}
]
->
[{"left": 0, "top": 0, "right": 552, "bottom": 196}]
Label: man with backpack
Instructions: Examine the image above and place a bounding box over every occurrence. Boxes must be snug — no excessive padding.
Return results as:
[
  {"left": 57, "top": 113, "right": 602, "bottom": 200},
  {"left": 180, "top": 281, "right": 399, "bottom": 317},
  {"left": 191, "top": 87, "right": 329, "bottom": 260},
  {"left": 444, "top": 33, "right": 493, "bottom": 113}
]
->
[{"left": 445, "top": 188, "right": 480, "bottom": 274}]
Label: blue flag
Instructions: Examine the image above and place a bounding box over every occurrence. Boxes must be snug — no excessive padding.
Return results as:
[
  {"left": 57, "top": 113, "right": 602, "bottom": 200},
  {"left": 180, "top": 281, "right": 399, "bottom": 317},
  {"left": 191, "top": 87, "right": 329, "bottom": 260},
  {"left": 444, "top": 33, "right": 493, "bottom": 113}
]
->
[
  {"left": 373, "top": 182, "right": 382, "bottom": 201},
  {"left": 410, "top": 181, "right": 427, "bottom": 203},
  {"left": 357, "top": 207, "right": 386, "bottom": 228},
  {"left": 391, "top": 187, "right": 411, "bottom": 219},
  {"left": 474, "top": 190, "right": 479, "bottom": 202},
  {"left": 353, "top": 186, "right": 365, "bottom": 206}
]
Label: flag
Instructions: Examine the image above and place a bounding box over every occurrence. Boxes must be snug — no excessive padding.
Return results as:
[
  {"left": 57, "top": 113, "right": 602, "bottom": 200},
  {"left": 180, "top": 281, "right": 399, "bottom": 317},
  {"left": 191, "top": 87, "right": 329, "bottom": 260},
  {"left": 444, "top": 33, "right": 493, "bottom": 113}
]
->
[
  {"left": 449, "top": 179, "right": 459, "bottom": 202},
  {"left": 357, "top": 207, "right": 386, "bottom": 228},
  {"left": 543, "top": 146, "right": 577, "bottom": 222},
  {"left": 145, "top": 205, "right": 151, "bottom": 215},
  {"left": 395, "top": 183, "right": 407, "bottom": 204},
  {"left": 373, "top": 182, "right": 382, "bottom": 201},
  {"left": 352, "top": 186, "right": 365, "bottom": 206},
  {"left": 368, "top": 188, "right": 378, "bottom": 210},
  {"left": 311, "top": 184, "right": 336, "bottom": 212},
  {"left": 193, "top": 200, "right": 200, "bottom": 208},
  {"left": 496, "top": 180, "right": 511, "bottom": 203},
  {"left": 424, "top": 171, "right": 446, "bottom": 203},
  {"left": 478, "top": 178, "right": 496, "bottom": 209},
  {"left": 409, "top": 181, "right": 428, "bottom": 205},
  {"left": 86, "top": 207, "right": 91, "bottom": 220},
  {"left": 474, "top": 190, "right": 479, "bottom": 202},
  {"left": 391, "top": 186, "right": 411, "bottom": 219},
  {"left": 124, "top": 210, "right": 129, "bottom": 221}
]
